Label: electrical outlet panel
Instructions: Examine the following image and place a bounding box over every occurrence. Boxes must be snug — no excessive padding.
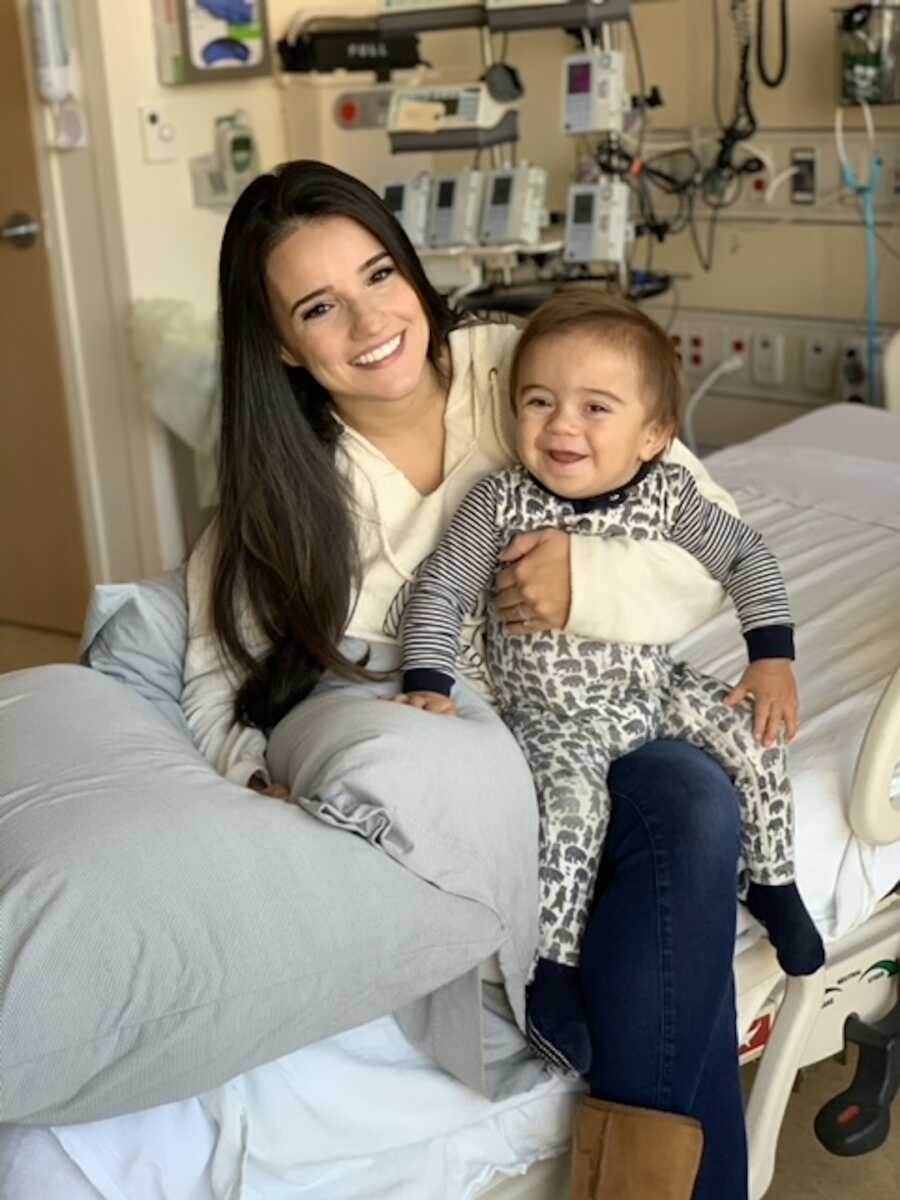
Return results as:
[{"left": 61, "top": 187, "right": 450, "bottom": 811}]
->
[
  {"left": 838, "top": 336, "right": 889, "bottom": 406},
  {"left": 684, "top": 327, "right": 707, "bottom": 373},
  {"left": 751, "top": 331, "right": 786, "bottom": 385},
  {"left": 789, "top": 148, "right": 816, "bottom": 205},
  {"left": 656, "top": 306, "right": 895, "bottom": 409},
  {"left": 802, "top": 336, "right": 838, "bottom": 395}
]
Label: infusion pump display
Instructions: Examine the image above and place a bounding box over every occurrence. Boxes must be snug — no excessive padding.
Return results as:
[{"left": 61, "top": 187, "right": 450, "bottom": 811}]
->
[
  {"left": 562, "top": 50, "right": 626, "bottom": 134},
  {"left": 564, "top": 179, "right": 629, "bottom": 264},
  {"left": 382, "top": 175, "right": 431, "bottom": 247},
  {"left": 428, "top": 171, "right": 485, "bottom": 246},
  {"left": 480, "top": 164, "right": 547, "bottom": 245},
  {"left": 382, "top": 166, "right": 547, "bottom": 249}
]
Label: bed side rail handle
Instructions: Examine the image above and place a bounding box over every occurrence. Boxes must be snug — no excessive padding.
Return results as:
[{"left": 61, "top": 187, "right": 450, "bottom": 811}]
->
[{"left": 848, "top": 662, "right": 900, "bottom": 846}]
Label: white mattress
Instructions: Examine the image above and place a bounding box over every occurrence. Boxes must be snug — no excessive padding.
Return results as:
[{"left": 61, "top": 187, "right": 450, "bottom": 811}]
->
[{"left": 4, "top": 404, "right": 900, "bottom": 1200}]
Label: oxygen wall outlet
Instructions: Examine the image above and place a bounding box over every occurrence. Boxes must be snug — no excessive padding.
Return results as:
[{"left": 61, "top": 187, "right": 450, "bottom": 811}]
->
[{"left": 751, "top": 331, "right": 786, "bottom": 385}]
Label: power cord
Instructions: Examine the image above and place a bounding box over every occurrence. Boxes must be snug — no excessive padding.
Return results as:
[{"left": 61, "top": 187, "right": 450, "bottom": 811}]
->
[
  {"left": 757, "top": 0, "right": 789, "bottom": 89},
  {"left": 682, "top": 354, "right": 747, "bottom": 454}
]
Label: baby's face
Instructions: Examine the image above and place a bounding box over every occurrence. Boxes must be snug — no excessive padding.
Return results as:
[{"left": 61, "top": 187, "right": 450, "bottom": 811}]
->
[{"left": 514, "top": 332, "right": 669, "bottom": 499}]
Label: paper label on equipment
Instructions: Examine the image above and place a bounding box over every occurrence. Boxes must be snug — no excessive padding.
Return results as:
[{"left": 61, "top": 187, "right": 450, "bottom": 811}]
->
[{"left": 394, "top": 99, "right": 444, "bottom": 132}]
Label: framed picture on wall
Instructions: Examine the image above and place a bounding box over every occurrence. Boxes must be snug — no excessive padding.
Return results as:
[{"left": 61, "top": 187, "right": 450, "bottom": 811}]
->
[{"left": 152, "top": 0, "right": 272, "bottom": 85}]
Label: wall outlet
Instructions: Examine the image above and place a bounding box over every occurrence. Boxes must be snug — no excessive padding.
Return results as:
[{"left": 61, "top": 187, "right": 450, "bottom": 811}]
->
[
  {"left": 683, "top": 325, "right": 707, "bottom": 373},
  {"left": 839, "top": 338, "right": 874, "bottom": 405},
  {"left": 802, "top": 336, "right": 838, "bottom": 395},
  {"left": 721, "top": 325, "right": 752, "bottom": 382},
  {"left": 789, "top": 148, "right": 816, "bottom": 205},
  {"left": 751, "top": 331, "right": 786, "bottom": 385}
]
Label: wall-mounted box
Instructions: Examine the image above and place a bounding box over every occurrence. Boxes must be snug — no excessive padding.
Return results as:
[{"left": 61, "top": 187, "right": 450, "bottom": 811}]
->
[{"left": 152, "top": 0, "right": 272, "bottom": 85}]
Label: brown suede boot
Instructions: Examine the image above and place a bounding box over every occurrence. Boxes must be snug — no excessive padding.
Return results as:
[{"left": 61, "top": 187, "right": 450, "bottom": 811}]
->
[{"left": 570, "top": 1096, "right": 704, "bottom": 1199}]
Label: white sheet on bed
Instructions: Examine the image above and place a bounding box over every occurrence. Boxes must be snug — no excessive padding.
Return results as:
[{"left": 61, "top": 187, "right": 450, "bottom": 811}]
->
[
  {"left": 690, "top": 407, "right": 900, "bottom": 945},
  {"left": 6, "top": 405, "right": 900, "bottom": 1200},
  {"left": 1, "top": 1011, "right": 580, "bottom": 1200}
]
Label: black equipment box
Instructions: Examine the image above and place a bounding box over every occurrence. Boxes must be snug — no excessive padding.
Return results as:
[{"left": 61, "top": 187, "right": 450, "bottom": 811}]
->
[{"left": 277, "top": 26, "right": 422, "bottom": 82}]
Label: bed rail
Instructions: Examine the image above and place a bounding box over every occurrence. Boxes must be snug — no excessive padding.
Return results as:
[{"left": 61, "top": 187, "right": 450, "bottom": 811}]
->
[{"left": 849, "top": 662, "right": 900, "bottom": 846}]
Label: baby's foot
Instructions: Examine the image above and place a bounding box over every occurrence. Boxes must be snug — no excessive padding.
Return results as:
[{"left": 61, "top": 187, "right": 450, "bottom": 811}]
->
[
  {"left": 526, "top": 957, "right": 592, "bottom": 1076},
  {"left": 745, "top": 881, "right": 825, "bottom": 976}
]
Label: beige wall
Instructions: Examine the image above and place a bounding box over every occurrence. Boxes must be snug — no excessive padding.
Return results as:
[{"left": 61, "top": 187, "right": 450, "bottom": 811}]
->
[
  {"left": 76, "top": 1, "right": 900, "bottom": 564},
  {"left": 94, "top": 0, "right": 300, "bottom": 315}
]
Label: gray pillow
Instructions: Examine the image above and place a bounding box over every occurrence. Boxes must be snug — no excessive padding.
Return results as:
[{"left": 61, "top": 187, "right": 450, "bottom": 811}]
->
[
  {"left": 268, "top": 655, "right": 540, "bottom": 1089},
  {"left": 0, "top": 664, "right": 507, "bottom": 1126},
  {"left": 80, "top": 568, "right": 189, "bottom": 736}
]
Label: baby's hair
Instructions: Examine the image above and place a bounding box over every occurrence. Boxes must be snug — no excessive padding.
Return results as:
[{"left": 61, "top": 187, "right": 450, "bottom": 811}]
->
[{"left": 509, "top": 287, "right": 685, "bottom": 438}]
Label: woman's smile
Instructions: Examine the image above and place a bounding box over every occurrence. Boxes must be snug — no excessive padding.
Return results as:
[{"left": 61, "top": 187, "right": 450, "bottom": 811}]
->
[{"left": 351, "top": 332, "right": 404, "bottom": 368}]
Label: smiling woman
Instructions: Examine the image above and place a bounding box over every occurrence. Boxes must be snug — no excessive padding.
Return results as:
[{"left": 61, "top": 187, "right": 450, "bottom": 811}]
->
[
  {"left": 197, "top": 161, "right": 458, "bottom": 739},
  {"left": 266, "top": 220, "right": 437, "bottom": 425}
]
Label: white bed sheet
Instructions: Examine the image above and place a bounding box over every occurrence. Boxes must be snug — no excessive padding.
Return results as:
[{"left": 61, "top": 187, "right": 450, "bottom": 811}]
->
[
  {"left": 691, "top": 405, "right": 900, "bottom": 946},
  {"left": 1, "top": 1011, "right": 580, "bottom": 1200},
  {"left": 5, "top": 404, "right": 899, "bottom": 1200}
]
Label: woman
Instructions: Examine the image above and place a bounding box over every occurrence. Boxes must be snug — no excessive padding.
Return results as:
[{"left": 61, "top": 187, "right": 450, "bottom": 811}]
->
[{"left": 183, "top": 160, "right": 747, "bottom": 1200}]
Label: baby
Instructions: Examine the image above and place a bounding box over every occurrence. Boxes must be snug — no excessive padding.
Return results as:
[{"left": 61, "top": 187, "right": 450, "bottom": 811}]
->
[{"left": 391, "top": 289, "right": 824, "bottom": 1074}]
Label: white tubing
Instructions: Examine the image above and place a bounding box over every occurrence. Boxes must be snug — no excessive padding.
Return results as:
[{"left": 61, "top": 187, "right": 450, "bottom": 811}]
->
[
  {"left": 681, "top": 354, "right": 746, "bottom": 455},
  {"left": 764, "top": 166, "right": 799, "bottom": 206}
]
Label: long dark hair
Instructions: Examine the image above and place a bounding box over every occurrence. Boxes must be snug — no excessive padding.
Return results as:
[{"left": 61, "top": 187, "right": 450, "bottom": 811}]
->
[{"left": 212, "top": 160, "right": 457, "bottom": 732}]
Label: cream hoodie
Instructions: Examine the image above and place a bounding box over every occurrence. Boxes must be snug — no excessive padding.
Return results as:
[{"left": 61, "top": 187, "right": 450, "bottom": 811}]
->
[{"left": 183, "top": 322, "right": 738, "bottom": 786}]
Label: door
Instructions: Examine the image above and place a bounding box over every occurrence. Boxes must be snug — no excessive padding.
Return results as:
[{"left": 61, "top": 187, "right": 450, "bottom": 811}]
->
[{"left": 0, "top": 0, "right": 89, "bottom": 635}]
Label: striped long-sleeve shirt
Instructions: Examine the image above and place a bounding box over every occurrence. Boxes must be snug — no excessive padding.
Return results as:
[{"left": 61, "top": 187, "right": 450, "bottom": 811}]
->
[{"left": 401, "top": 462, "right": 793, "bottom": 697}]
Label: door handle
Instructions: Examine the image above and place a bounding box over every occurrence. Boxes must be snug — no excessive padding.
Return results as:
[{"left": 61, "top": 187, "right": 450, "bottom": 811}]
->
[{"left": 1, "top": 212, "right": 41, "bottom": 248}]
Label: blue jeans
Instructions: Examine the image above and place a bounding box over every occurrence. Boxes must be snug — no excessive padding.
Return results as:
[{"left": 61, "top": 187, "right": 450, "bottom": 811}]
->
[{"left": 580, "top": 739, "right": 748, "bottom": 1200}]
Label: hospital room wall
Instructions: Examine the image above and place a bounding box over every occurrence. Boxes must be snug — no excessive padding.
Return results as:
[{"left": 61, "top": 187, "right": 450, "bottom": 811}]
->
[
  {"left": 89, "top": 1, "right": 298, "bottom": 566},
  {"left": 88, "top": 0, "right": 396, "bottom": 564},
  {"left": 86, "top": 1, "right": 897, "bottom": 567}
]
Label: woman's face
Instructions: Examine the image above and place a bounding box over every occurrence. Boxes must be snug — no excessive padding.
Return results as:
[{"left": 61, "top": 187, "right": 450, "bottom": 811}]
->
[{"left": 265, "top": 214, "right": 433, "bottom": 418}]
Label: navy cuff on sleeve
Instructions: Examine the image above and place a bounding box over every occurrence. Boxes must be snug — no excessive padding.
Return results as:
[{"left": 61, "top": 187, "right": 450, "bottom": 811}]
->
[
  {"left": 744, "top": 625, "right": 795, "bottom": 662},
  {"left": 403, "top": 668, "right": 454, "bottom": 697}
]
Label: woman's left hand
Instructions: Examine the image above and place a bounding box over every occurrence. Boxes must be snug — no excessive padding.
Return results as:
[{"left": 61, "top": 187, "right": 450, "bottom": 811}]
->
[{"left": 495, "top": 528, "right": 571, "bottom": 634}]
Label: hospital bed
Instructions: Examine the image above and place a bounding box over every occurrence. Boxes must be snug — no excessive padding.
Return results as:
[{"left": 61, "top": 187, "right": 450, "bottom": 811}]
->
[{"left": 2, "top": 402, "right": 899, "bottom": 1199}]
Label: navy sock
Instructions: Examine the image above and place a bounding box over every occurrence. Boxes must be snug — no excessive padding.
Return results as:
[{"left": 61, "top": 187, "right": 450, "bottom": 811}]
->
[
  {"left": 525, "top": 957, "right": 592, "bottom": 1076},
  {"left": 744, "top": 881, "right": 825, "bottom": 976}
]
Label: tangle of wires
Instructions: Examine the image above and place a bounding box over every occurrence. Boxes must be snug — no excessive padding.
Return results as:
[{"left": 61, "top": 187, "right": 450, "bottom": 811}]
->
[
  {"left": 582, "top": 1, "right": 765, "bottom": 284},
  {"left": 687, "top": 0, "right": 764, "bottom": 270}
]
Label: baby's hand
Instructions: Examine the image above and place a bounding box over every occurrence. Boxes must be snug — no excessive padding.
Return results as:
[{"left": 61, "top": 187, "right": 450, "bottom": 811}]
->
[
  {"left": 724, "top": 659, "right": 799, "bottom": 747},
  {"left": 382, "top": 690, "right": 458, "bottom": 716}
]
